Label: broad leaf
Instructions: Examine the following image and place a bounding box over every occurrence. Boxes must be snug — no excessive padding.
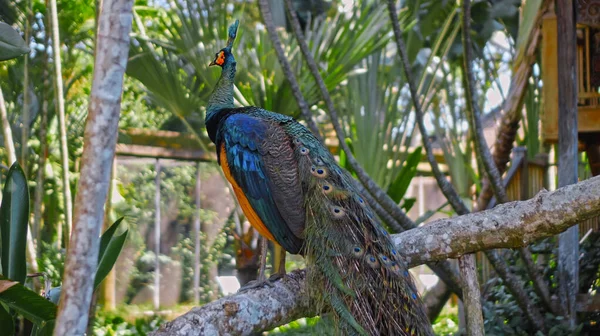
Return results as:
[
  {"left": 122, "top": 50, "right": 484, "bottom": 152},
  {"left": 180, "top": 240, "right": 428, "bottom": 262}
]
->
[
  {"left": 94, "top": 218, "right": 128, "bottom": 290},
  {"left": 387, "top": 147, "right": 422, "bottom": 203},
  {"left": 0, "top": 163, "right": 29, "bottom": 284},
  {"left": 0, "top": 304, "right": 13, "bottom": 333},
  {"left": 32, "top": 320, "right": 55, "bottom": 336},
  {"left": 0, "top": 22, "right": 29, "bottom": 61},
  {"left": 0, "top": 275, "right": 56, "bottom": 326},
  {"left": 400, "top": 197, "right": 417, "bottom": 213}
]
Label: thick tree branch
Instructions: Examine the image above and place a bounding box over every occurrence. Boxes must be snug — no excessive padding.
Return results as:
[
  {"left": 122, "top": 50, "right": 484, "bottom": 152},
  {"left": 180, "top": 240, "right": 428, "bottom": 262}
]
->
[
  {"left": 152, "top": 176, "right": 600, "bottom": 335},
  {"left": 395, "top": 176, "right": 600, "bottom": 264},
  {"left": 151, "top": 270, "right": 312, "bottom": 336}
]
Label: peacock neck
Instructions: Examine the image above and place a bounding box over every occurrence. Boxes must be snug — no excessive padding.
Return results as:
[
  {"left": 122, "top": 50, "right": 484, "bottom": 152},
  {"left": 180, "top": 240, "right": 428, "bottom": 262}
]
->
[{"left": 207, "top": 61, "right": 236, "bottom": 120}]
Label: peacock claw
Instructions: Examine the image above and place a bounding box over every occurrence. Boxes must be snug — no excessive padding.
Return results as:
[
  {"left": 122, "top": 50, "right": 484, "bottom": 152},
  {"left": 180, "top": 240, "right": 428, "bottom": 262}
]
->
[
  {"left": 268, "top": 272, "right": 285, "bottom": 282},
  {"left": 237, "top": 278, "right": 275, "bottom": 292}
]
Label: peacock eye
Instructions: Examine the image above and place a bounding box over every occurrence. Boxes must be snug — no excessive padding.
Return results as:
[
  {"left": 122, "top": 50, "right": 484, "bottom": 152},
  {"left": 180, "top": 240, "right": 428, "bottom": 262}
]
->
[
  {"left": 352, "top": 246, "right": 364, "bottom": 258},
  {"left": 330, "top": 206, "right": 345, "bottom": 218},
  {"left": 300, "top": 147, "right": 310, "bottom": 155},
  {"left": 311, "top": 166, "right": 328, "bottom": 178},
  {"left": 366, "top": 254, "right": 379, "bottom": 268}
]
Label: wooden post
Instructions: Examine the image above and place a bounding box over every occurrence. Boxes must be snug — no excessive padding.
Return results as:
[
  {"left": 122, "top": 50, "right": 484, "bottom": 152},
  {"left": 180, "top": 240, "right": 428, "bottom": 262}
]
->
[
  {"left": 556, "top": 0, "right": 579, "bottom": 327},
  {"left": 193, "top": 162, "right": 202, "bottom": 303},
  {"left": 154, "top": 158, "right": 161, "bottom": 310}
]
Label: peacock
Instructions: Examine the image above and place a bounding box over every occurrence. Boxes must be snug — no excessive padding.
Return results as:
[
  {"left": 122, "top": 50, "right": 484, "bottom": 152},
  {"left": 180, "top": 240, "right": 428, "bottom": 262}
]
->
[{"left": 205, "top": 20, "right": 433, "bottom": 336}]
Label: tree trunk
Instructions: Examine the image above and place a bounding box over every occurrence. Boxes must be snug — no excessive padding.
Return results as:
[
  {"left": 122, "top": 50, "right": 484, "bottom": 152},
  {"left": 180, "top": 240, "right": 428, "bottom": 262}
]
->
[{"left": 53, "top": 0, "right": 134, "bottom": 334}]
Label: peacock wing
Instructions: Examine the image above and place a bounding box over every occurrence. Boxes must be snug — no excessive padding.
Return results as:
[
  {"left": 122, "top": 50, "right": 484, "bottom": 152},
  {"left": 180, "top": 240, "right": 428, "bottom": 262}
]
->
[{"left": 222, "top": 113, "right": 304, "bottom": 253}]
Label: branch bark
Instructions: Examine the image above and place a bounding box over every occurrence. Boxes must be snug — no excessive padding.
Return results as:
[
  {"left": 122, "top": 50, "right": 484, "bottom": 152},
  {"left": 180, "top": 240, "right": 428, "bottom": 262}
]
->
[
  {"left": 152, "top": 176, "right": 600, "bottom": 335},
  {"left": 53, "top": 0, "right": 134, "bottom": 334}
]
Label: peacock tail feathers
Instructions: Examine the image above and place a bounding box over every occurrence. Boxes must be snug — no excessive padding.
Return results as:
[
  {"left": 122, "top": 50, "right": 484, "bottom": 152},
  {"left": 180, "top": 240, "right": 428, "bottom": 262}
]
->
[{"left": 289, "top": 128, "right": 432, "bottom": 336}]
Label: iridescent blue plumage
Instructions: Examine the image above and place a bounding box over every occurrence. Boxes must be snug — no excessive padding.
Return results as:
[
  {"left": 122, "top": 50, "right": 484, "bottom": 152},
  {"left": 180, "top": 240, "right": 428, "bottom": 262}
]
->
[{"left": 220, "top": 112, "right": 303, "bottom": 253}]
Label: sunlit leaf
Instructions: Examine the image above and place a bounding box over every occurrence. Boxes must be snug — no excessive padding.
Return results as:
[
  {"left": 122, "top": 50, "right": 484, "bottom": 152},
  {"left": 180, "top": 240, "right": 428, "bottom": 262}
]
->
[{"left": 94, "top": 218, "right": 128, "bottom": 290}]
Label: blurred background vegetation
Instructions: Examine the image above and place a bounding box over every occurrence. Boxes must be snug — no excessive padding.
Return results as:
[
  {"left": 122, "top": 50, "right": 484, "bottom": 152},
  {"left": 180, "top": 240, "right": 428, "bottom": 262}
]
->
[{"left": 1, "top": 0, "right": 598, "bottom": 335}]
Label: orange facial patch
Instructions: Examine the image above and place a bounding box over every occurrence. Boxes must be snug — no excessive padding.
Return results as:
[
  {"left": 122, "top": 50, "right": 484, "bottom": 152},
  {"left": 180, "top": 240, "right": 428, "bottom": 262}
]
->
[
  {"left": 219, "top": 144, "right": 276, "bottom": 243},
  {"left": 215, "top": 51, "right": 225, "bottom": 66}
]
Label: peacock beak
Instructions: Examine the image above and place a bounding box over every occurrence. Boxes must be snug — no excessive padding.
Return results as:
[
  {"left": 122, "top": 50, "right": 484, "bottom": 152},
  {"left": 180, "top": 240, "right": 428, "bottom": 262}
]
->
[{"left": 209, "top": 60, "right": 217, "bottom": 67}]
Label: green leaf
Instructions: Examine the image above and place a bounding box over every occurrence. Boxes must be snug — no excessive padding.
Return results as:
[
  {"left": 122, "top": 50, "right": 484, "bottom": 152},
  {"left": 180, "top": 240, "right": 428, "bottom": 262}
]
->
[
  {"left": 0, "top": 163, "right": 30, "bottom": 284},
  {"left": 515, "top": 0, "right": 542, "bottom": 60},
  {"left": 0, "top": 276, "right": 56, "bottom": 326},
  {"left": 0, "top": 22, "right": 29, "bottom": 61},
  {"left": 387, "top": 147, "right": 422, "bottom": 203},
  {"left": 32, "top": 320, "right": 55, "bottom": 336},
  {"left": 94, "top": 218, "right": 128, "bottom": 290},
  {"left": 400, "top": 198, "right": 417, "bottom": 213},
  {"left": 0, "top": 304, "right": 14, "bottom": 333}
]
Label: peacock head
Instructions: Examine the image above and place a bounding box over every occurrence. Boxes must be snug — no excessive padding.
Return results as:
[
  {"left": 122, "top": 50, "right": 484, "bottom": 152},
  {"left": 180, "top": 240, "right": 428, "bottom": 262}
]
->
[
  {"left": 209, "top": 19, "right": 239, "bottom": 68},
  {"left": 209, "top": 48, "right": 235, "bottom": 68}
]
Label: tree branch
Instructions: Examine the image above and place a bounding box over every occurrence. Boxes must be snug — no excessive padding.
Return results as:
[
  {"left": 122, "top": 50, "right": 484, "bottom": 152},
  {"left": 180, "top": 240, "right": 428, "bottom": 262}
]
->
[
  {"left": 151, "top": 176, "right": 600, "bottom": 335},
  {"left": 151, "top": 270, "right": 312, "bottom": 336},
  {"left": 461, "top": 0, "right": 554, "bottom": 322},
  {"left": 394, "top": 176, "right": 600, "bottom": 264},
  {"left": 460, "top": 1, "right": 505, "bottom": 333},
  {"left": 386, "top": 0, "right": 469, "bottom": 216},
  {"left": 474, "top": 0, "right": 551, "bottom": 212}
]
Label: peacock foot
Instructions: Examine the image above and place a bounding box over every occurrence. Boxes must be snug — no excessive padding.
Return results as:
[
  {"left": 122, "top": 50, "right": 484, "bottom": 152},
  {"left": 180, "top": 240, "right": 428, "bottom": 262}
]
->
[
  {"left": 237, "top": 278, "right": 275, "bottom": 292},
  {"left": 268, "top": 271, "right": 285, "bottom": 282}
]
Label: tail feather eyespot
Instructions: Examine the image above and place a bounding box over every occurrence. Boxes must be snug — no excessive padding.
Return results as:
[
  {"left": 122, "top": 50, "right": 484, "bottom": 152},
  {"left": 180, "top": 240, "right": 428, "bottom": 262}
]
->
[
  {"left": 322, "top": 182, "right": 333, "bottom": 194},
  {"left": 312, "top": 166, "right": 328, "bottom": 178},
  {"left": 366, "top": 254, "right": 380, "bottom": 268},
  {"left": 331, "top": 206, "right": 345, "bottom": 218},
  {"left": 379, "top": 254, "right": 393, "bottom": 266},
  {"left": 351, "top": 246, "right": 364, "bottom": 258},
  {"left": 299, "top": 147, "right": 310, "bottom": 155}
]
